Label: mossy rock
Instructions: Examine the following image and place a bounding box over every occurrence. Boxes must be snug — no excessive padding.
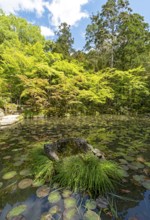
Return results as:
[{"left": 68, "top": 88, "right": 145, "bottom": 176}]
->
[
  {"left": 48, "top": 191, "right": 61, "bottom": 204},
  {"left": 64, "top": 197, "right": 76, "bottom": 209},
  {"left": 62, "top": 190, "right": 72, "bottom": 198},
  {"left": 36, "top": 185, "right": 50, "bottom": 198},
  {"left": 18, "top": 178, "right": 33, "bottom": 189},
  {"left": 2, "top": 171, "right": 17, "bottom": 180},
  {"left": 63, "top": 208, "right": 77, "bottom": 220},
  {"left": 7, "top": 205, "right": 27, "bottom": 219},
  {"left": 85, "top": 200, "right": 97, "bottom": 210},
  {"left": 83, "top": 210, "right": 101, "bottom": 220}
]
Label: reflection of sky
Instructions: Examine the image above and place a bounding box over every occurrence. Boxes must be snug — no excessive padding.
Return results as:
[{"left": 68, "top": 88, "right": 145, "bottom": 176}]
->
[{"left": 123, "top": 190, "right": 150, "bottom": 220}]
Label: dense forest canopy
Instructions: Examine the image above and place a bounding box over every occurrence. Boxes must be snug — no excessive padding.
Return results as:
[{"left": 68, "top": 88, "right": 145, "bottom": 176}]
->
[{"left": 0, "top": 0, "right": 150, "bottom": 116}]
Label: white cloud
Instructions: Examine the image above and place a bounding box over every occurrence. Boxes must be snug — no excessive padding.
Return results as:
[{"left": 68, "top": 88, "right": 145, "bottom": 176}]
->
[
  {"left": 0, "top": 0, "right": 47, "bottom": 16},
  {"left": 0, "top": 0, "right": 90, "bottom": 27},
  {"left": 46, "top": 0, "right": 89, "bottom": 26},
  {"left": 40, "top": 25, "right": 54, "bottom": 37}
]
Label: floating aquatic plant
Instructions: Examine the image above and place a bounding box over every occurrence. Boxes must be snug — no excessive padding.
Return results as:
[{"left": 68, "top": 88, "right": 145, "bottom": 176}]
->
[
  {"left": 36, "top": 185, "right": 50, "bottom": 198},
  {"left": 64, "top": 197, "right": 77, "bottom": 209},
  {"left": 7, "top": 205, "right": 27, "bottom": 219},
  {"left": 63, "top": 207, "right": 77, "bottom": 220},
  {"left": 18, "top": 178, "right": 33, "bottom": 189},
  {"left": 85, "top": 200, "right": 97, "bottom": 210},
  {"left": 62, "top": 189, "right": 72, "bottom": 198},
  {"left": 0, "top": 182, "right": 3, "bottom": 188},
  {"left": 83, "top": 210, "right": 101, "bottom": 220},
  {"left": 48, "top": 191, "right": 61, "bottom": 203},
  {"left": 2, "top": 171, "right": 17, "bottom": 180}
]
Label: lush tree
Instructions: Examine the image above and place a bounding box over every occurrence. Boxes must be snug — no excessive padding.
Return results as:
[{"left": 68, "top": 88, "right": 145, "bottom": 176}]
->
[
  {"left": 115, "top": 13, "right": 150, "bottom": 70},
  {"left": 53, "top": 22, "right": 74, "bottom": 58},
  {"left": 85, "top": 0, "right": 131, "bottom": 69}
]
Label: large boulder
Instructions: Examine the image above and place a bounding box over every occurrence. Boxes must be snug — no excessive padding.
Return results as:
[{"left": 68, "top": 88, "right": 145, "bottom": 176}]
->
[{"left": 44, "top": 138, "right": 105, "bottom": 161}]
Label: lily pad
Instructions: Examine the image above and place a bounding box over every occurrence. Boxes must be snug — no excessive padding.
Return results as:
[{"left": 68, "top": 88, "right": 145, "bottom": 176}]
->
[
  {"left": 83, "top": 210, "right": 101, "bottom": 220},
  {"left": 131, "top": 162, "right": 145, "bottom": 169},
  {"left": 19, "top": 169, "right": 31, "bottom": 176},
  {"left": 118, "top": 159, "right": 128, "bottom": 164},
  {"left": 85, "top": 200, "right": 97, "bottom": 210},
  {"left": 142, "top": 180, "right": 150, "bottom": 189},
  {"left": 14, "top": 161, "right": 24, "bottom": 167},
  {"left": 49, "top": 205, "right": 60, "bottom": 215},
  {"left": 41, "top": 213, "right": 52, "bottom": 220},
  {"left": 48, "top": 191, "right": 61, "bottom": 203},
  {"left": 36, "top": 185, "right": 50, "bottom": 198},
  {"left": 133, "top": 175, "right": 145, "bottom": 183},
  {"left": 62, "top": 190, "right": 72, "bottom": 198},
  {"left": 0, "top": 182, "right": 3, "bottom": 188},
  {"left": 63, "top": 208, "right": 77, "bottom": 220},
  {"left": 3, "top": 155, "right": 11, "bottom": 160},
  {"left": 7, "top": 205, "right": 27, "bottom": 219},
  {"left": 18, "top": 178, "right": 33, "bottom": 189},
  {"left": 121, "top": 165, "right": 129, "bottom": 171},
  {"left": 64, "top": 197, "right": 76, "bottom": 209},
  {"left": 2, "top": 171, "right": 17, "bottom": 180},
  {"left": 96, "top": 196, "right": 108, "bottom": 209},
  {"left": 123, "top": 156, "right": 134, "bottom": 162},
  {"left": 128, "top": 164, "right": 139, "bottom": 170},
  {"left": 121, "top": 170, "right": 129, "bottom": 177}
]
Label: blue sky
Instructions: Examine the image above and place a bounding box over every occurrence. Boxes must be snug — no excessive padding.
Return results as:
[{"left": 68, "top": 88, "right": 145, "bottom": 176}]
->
[{"left": 0, "top": 0, "right": 150, "bottom": 50}]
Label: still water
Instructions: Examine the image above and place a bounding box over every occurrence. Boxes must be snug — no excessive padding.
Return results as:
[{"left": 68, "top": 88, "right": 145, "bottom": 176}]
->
[{"left": 0, "top": 115, "right": 150, "bottom": 220}]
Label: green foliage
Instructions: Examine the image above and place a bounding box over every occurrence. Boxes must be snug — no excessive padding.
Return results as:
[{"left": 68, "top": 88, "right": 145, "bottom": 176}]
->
[
  {"left": 85, "top": 0, "right": 150, "bottom": 70},
  {"left": 54, "top": 153, "right": 124, "bottom": 195},
  {"left": 0, "top": 9, "right": 149, "bottom": 115},
  {"left": 29, "top": 145, "right": 54, "bottom": 184},
  {"left": 53, "top": 22, "right": 74, "bottom": 58},
  {"left": 28, "top": 144, "right": 123, "bottom": 195}
]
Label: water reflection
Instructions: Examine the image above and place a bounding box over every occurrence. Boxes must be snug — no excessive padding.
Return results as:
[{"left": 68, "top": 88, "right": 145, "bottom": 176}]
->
[
  {"left": 121, "top": 190, "right": 150, "bottom": 220},
  {"left": 0, "top": 115, "right": 150, "bottom": 219}
]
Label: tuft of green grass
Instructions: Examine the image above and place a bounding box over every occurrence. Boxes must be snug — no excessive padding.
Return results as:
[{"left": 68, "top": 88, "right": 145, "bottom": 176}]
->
[
  {"left": 28, "top": 144, "right": 124, "bottom": 196},
  {"left": 54, "top": 153, "right": 124, "bottom": 195},
  {"left": 29, "top": 144, "right": 54, "bottom": 184}
]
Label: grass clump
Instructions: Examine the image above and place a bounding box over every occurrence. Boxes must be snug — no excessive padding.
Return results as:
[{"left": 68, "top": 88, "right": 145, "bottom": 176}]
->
[
  {"left": 29, "top": 145, "right": 54, "bottom": 184},
  {"left": 28, "top": 144, "right": 124, "bottom": 195},
  {"left": 54, "top": 153, "right": 123, "bottom": 195}
]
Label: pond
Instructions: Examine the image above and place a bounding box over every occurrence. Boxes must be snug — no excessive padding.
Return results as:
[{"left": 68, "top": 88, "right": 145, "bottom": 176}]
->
[{"left": 0, "top": 115, "right": 150, "bottom": 220}]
